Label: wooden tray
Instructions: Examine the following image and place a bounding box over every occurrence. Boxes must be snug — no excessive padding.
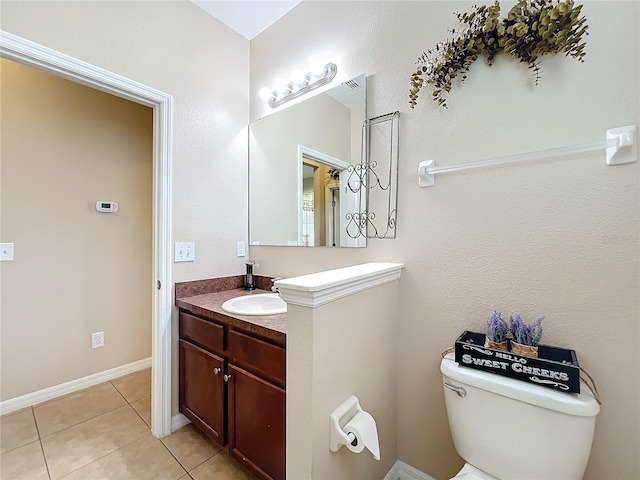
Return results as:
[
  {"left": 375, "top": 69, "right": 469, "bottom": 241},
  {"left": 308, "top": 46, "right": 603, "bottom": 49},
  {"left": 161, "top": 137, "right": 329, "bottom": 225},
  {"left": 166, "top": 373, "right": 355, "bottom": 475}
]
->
[{"left": 454, "top": 331, "right": 580, "bottom": 393}]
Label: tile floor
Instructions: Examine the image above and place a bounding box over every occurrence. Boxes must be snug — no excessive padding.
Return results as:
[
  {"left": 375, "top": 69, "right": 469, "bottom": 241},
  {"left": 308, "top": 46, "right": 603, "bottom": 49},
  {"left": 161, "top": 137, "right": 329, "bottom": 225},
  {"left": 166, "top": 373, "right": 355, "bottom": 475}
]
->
[{"left": 0, "top": 369, "right": 256, "bottom": 480}]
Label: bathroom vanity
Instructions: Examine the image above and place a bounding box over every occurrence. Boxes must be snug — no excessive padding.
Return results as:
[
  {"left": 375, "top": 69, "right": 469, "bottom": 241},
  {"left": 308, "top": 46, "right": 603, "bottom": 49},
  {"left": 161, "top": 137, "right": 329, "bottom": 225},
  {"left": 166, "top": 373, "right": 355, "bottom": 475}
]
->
[{"left": 176, "top": 284, "right": 286, "bottom": 480}]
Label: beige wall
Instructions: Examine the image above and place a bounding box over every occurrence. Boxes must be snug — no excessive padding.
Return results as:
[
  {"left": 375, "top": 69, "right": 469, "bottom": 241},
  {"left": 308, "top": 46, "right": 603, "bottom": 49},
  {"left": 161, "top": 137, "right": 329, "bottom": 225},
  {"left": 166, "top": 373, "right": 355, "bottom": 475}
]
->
[
  {"left": 287, "top": 283, "right": 398, "bottom": 479},
  {"left": 0, "top": 0, "right": 249, "bottom": 412},
  {"left": 250, "top": 2, "right": 639, "bottom": 479},
  {"left": 0, "top": 59, "right": 152, "bottom": 400}
]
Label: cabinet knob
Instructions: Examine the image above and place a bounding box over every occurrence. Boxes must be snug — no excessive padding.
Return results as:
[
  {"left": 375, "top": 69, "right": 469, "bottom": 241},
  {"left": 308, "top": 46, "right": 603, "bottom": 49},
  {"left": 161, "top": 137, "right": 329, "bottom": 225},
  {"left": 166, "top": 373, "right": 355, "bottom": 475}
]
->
[
  {"left": 223, "top": 374, "right": 232, "bottom": 382},
  {"left": 213, "top": 367, "right": 221, "bottom": 375}
]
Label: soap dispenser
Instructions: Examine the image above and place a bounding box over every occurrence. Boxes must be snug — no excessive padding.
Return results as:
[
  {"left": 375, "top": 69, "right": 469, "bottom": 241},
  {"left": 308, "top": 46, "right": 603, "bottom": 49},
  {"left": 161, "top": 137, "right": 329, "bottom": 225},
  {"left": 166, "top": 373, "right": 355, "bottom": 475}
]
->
[{"left": 244, "top": 260, "right": 256, "bottom": 291}]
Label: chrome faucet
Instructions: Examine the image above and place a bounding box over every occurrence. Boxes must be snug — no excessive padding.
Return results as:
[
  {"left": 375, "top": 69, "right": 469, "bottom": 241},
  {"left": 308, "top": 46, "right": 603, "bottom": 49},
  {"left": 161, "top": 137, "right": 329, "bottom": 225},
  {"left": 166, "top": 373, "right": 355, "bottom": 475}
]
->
[{"left": 271, "top": 277, "right": 283, "bottom": 297}]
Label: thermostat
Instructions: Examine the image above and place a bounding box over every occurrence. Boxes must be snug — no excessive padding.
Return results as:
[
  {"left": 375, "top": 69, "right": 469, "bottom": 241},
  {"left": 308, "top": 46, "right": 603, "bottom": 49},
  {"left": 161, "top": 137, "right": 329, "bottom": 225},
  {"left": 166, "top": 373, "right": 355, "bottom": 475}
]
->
[{"left": 96, "top": 201, "right": 118, "bottom": 213}]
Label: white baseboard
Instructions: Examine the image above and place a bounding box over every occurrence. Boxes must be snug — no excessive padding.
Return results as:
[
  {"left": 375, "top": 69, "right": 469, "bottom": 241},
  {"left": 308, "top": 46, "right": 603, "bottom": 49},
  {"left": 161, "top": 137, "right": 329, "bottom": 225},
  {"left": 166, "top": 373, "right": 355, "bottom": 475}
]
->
[
  {"left": 0, "top": 357, "right": 151, "bottom": 416},
  {"left": 384, "top": 460, "right": 436, "bottom": 480},
  {"left": 171, "top": 413, "right": 191, "bottom": 432}
]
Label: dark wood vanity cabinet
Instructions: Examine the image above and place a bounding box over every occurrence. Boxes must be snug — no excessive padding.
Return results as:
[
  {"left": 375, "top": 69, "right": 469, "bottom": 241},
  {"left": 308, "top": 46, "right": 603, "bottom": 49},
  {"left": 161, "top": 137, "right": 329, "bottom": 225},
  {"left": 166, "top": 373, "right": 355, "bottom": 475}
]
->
[
  {"left": 178, "top": 310, "right": 286, "bottom": 480},
  {"left": 228, "top": 364, "right": 285, "bottom": 480},
  {"left": 179, "top": 340, "right": 225, "bottom": 443},
  {"left": 227, "top": 329, "right": 286, "bottom": 480}
]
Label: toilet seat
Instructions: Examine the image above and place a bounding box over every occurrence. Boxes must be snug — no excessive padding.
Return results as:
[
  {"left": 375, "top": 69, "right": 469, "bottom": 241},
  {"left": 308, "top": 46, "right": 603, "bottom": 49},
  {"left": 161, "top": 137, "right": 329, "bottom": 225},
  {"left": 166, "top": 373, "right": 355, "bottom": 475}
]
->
[{"left": 451, "top": 463, "right": 499, "bottom": 480}]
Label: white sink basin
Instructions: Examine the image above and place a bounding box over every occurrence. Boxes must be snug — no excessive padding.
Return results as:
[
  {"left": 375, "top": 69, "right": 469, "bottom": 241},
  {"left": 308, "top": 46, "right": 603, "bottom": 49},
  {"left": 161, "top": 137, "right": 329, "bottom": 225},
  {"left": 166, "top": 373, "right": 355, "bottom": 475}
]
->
[{"left": 221, "top": 293, "right": 287, "bottom": 316}]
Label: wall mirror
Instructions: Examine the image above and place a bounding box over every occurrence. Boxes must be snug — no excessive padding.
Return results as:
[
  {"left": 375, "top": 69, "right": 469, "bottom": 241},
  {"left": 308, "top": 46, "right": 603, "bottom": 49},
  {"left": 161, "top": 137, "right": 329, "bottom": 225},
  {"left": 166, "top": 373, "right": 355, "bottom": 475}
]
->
[{"left": 249, "top": 74, "right": 366, "bottom": 247}]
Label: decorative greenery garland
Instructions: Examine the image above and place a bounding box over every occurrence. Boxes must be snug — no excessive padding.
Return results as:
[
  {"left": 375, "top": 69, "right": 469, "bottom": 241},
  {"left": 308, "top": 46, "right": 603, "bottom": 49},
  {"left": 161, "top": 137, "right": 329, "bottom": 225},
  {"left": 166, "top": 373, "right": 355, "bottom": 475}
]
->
[{"left": 409, "top": 0, "right": 588, "bottom": 109}]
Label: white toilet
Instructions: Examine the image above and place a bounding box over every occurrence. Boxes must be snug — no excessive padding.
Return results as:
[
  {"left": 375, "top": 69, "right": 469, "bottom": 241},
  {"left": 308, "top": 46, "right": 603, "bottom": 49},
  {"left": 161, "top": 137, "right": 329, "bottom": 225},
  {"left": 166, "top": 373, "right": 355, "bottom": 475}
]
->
[{"left": 441, "top": 353, "right": 600, "bottom": 480}]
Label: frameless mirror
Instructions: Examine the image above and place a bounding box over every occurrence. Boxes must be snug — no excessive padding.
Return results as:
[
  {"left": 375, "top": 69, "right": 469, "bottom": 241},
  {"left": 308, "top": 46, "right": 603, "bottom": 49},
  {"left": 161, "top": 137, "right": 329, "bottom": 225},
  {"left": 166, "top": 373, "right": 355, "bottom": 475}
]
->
[{"left": 249, "top": 74, "right": 366, "bottom": 247}]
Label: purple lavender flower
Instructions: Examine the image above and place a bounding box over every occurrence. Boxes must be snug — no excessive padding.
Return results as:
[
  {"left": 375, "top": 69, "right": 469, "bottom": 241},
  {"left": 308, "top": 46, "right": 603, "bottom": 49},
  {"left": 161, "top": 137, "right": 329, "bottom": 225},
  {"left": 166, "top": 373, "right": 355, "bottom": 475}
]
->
[
  {"left": 531, "top": 316, "right": 544, "bottom": 346},
  {"left": 510, "top": 314, "right": 526, "bottom": 344},
  {"left": 510, "top": 314, "right": 545, "bottom": 346},
  {"left": 486, "top": 311, "right": 509, "bottom": 343}
]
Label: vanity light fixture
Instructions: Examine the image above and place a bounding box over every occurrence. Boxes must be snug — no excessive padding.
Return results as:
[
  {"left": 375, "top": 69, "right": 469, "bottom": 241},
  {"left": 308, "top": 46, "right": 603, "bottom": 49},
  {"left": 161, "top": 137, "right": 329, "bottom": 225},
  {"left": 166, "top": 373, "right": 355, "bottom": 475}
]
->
[{"left": 265, "top": 62, "right": 337, "bottom": 109}]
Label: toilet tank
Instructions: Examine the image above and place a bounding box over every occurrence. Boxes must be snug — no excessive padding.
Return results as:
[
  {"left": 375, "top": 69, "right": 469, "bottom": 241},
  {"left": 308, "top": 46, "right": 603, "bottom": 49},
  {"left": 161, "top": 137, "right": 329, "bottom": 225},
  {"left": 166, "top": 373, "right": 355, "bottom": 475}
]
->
[{"left": 441, "top": 354, "right": 600, "bottom": 480}]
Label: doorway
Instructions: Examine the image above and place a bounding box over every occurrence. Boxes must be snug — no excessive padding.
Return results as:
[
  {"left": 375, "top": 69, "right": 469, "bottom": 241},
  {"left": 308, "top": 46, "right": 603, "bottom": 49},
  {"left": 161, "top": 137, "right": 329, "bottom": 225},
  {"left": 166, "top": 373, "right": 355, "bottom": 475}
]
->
[
  {"left": 0, "top": 30, "right": 173, "bottom": 437},
  {"left": 297, "top": 145, "right": 355, "bottom": 247}
]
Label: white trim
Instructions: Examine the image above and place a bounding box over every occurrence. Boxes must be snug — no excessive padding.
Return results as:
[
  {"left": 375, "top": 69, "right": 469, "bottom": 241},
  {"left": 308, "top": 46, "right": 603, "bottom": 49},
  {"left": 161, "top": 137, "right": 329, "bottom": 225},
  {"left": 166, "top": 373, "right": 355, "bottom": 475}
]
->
[
  {"left": 383, "top": 461, "right": 437, "bottom": 480},
  {"left": 383, "top": 461, "right": 401, "bottom": 480},
  {"left": 0, "top": 358, "right": 151, "bottom": 416},
  {"left": 171, "top": 413, "right": 191, "bottom": 432},
  {"left": 276, "top": 262, "right": 403, "bottom": 307},
  {"left": 0, "top": 31, "right": 173, "bottom": 437},
  {"left": 298, "top": 145, "right": 351, "bottom": 171}
]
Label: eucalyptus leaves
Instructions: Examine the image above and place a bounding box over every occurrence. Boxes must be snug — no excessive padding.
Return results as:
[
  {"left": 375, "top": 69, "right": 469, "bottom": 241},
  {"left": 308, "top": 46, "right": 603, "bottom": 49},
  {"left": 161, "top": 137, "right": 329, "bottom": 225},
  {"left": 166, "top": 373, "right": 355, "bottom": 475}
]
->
[{"left": 409, "top": 0, "right": 589, "bottom": 108}]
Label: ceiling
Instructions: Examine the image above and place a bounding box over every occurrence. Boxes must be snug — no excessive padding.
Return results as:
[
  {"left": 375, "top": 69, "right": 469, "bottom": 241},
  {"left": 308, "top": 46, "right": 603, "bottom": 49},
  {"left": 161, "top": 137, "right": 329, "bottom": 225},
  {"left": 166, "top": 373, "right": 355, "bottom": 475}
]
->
[{"left": 192, "top": 0, "right": 302, "bottom": 40}]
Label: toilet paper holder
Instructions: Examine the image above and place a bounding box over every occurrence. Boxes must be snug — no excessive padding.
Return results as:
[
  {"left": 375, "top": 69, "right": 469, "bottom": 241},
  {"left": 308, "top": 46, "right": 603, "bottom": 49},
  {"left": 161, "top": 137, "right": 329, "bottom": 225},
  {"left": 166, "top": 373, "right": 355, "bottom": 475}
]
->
[
  {"left": 330, "top": 395, "right": 380, "bottom": 460},
  {"left": 330, "top": 395, "right": 362, "bottom": 453}
]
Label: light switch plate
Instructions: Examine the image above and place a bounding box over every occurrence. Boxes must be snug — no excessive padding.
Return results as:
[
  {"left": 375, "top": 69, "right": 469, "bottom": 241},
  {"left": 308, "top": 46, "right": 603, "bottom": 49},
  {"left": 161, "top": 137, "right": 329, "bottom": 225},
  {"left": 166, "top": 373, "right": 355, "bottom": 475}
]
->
[
  {"left": 1, "top": 243, "right": 14, "bottom": 261},
  {"left": 174, "top": 242, "right": 195, "bottom": 262}
]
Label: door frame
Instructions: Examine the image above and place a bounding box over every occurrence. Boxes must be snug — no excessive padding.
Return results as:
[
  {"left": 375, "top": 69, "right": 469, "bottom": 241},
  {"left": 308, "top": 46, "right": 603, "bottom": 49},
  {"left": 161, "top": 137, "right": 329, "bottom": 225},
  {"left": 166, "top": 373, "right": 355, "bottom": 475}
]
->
[{"left": 0, "top": 31, "right": 173, "bottom": 437}]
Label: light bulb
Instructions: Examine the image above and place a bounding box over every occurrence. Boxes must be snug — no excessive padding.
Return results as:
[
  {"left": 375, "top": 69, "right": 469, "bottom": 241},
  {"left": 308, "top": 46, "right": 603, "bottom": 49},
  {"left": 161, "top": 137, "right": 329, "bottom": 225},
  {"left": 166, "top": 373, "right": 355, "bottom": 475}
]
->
[
  {"left": 273, "top": 79, "right": 287, "bottom": 95},
  {"left": 310, "top": 60, "right": 327, "bottom": 77},
  {"left": 259, "top": 87, "right": 272, "bottom": 101},
  {"left": 291, "top": 69, "right": 307, "bottom": 86}
]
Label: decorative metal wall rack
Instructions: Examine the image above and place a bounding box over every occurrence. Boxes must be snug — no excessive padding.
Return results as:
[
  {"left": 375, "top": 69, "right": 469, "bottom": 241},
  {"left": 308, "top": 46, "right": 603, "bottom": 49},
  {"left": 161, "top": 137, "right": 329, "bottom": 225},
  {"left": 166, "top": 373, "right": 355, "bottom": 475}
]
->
[
  {"left": 418, "top": 125, "right": 637, "bottom": 187},
  {"left": 345, "top": 111, "right": 400, "bottom": 239}
]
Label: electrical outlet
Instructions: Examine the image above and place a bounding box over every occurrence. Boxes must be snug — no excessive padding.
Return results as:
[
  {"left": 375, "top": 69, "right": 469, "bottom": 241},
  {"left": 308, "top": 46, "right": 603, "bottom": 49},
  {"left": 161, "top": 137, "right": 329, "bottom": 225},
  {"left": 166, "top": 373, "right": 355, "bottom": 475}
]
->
[
  {"left": 0, "top": 243, "right": 14, "bottom": 261},
  {"left": 237, "top": 241, "right": 246, "bottom": 257},
  {"left": 174, "top": 242, "right": 195, "bottom": 262},
  {"left": 91, "top": 331, "right": 105, "bottom": 349}
]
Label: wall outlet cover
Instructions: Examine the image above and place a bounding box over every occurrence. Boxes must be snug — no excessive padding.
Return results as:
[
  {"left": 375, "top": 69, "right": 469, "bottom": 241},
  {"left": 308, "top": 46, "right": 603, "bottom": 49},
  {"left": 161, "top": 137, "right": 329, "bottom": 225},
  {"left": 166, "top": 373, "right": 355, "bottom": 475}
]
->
[{"left": 91, "top": 331, "right": 105, "bottom": 349}]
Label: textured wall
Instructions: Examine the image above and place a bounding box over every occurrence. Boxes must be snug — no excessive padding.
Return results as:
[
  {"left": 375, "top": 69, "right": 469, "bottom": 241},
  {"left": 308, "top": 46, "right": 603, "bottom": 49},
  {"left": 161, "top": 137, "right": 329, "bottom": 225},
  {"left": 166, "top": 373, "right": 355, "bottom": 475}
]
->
[
  {"left": 249, "top": 2, "right": 639, "bottom": 479},
  {"left": 286, "top": 283, "right": 398, "bottom": 479},
  {"left": 0, "top": 0, "right": 249, "bottom": 412},
  {"left": 311, "top": 284, "right": 398, "bottom": 479},
  {"left": 1, "top": 59, "right": 152, "bottom": 400}
]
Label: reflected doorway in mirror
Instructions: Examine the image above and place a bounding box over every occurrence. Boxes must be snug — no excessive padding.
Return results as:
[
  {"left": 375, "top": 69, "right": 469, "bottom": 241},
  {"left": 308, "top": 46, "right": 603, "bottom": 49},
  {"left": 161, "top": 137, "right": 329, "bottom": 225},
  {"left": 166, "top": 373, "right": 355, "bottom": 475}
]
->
[{"left": 298, "top": 146, "right": 365, "bottom": 248}]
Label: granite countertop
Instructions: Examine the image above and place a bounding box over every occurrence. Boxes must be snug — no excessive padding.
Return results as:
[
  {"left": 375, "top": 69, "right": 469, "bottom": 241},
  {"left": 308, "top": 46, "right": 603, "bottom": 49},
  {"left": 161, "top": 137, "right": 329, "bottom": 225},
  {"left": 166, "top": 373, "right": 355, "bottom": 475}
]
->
[{"left": 176, "top": 288, "right": 286, "bottom": 345}]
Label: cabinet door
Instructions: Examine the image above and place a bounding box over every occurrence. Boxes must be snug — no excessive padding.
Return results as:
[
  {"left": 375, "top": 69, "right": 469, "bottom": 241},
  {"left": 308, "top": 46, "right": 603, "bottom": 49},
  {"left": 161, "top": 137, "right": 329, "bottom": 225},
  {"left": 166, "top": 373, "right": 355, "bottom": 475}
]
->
[
  {"left": 228, "top": 364, "right": 285, "bottom": 480},
  {"left": 179, "top": 339, "right": 225, "bottom": 445}
]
